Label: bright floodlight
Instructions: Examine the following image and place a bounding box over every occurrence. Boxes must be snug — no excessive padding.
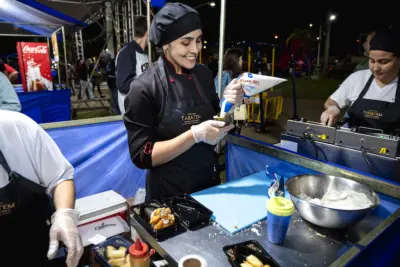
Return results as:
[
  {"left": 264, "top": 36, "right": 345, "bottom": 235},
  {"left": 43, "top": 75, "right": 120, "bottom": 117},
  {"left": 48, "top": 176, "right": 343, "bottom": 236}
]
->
[
  {"left": 329, "top": 14, "right": 336, "bottom": 21},
  {"left": 309, "top": 23, "right": 313, "bottom": 27},
  {"left": 209, "top": 2, "right": 216, "bottom": 7}
]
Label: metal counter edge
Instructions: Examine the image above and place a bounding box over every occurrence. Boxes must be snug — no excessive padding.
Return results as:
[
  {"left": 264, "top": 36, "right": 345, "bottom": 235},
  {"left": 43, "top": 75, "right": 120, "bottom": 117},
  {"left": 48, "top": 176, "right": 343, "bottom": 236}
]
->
[{"left": 225, "top": 134, "right": 400, "bottom": 199}]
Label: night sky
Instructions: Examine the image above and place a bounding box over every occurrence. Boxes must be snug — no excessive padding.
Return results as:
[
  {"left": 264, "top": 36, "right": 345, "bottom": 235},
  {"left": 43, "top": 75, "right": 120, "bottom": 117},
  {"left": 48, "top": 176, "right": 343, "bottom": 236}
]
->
[{"left": 0, "top": 1, "right": 398, "bottom": 60}]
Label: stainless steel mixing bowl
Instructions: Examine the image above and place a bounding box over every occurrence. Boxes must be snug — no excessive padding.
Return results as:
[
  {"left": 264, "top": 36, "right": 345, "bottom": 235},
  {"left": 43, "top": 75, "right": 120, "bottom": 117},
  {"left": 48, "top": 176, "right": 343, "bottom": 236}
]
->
[{"left": 285, "top": 174, "right": 380, "bottom": 229}]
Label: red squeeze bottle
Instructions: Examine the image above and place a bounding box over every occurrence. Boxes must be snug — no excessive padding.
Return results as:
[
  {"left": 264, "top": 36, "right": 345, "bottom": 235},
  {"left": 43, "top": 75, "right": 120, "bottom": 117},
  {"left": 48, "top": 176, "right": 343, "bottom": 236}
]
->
[{"left": 129, "top": 238, "right": 150, "bottom": 267}]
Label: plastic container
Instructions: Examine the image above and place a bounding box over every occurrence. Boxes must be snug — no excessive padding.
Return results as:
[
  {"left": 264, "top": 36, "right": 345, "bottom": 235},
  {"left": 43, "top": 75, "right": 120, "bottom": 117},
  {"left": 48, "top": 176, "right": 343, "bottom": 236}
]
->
[
  {"left": 178, "top": 254, "right": 207, "bottom": 267},
  {"left": 129, "top": 238, "right": 150, "bottom": 267},
  {"left": 161, "top": 194, "right": 213, "bottom": 230},
  {"left": 222, "top": 240, "right": 280, "bottom": 267},
  {"left": 92, "top": 235, "right": 132, "bottom": 267},
  {"left": 130, "top": 200, "right": 186, "bottom": 241},
  {"left": 266, "top": 197, "right": 294, "bottom": 244}
]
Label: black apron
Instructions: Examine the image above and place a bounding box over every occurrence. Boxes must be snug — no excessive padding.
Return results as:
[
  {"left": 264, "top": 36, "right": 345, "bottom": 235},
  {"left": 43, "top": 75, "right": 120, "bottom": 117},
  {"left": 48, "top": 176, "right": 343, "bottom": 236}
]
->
[
  {"left": 145, "top": 70, "right": 220, "bottom": 201},
  {"left": 0, "top": 150, "right": 54, "bottom": 266},
  {"left": 347, "top": 74, "right": 400, "bottom": 133}
]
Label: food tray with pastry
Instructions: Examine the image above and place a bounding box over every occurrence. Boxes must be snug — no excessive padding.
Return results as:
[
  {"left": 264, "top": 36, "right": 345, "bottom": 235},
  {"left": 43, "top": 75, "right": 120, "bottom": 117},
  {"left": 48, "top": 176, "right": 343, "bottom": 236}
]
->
[
  {"left": 130, "top": 200, "right": 186, "bottom": 241},
  {"left": 92, "top": 235, "right": 132, "bottom": 267},
  {"left": 160, "top": 193, "right": 213, "bottom": 230},
  {"left": 223, "top": 240, "right": 280, "bottom": 267}
]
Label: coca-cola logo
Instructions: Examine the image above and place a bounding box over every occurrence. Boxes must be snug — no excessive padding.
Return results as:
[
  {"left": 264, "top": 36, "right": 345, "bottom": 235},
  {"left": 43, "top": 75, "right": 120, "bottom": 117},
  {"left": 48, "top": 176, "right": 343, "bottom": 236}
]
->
[{"left": 23, "top": 45, "right": 48, "bottom": 54}]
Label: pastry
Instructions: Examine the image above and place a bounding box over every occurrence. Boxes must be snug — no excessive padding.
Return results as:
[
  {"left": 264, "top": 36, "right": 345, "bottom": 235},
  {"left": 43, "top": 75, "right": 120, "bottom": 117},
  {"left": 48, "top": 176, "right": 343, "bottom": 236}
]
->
[
  {"left": 107, "top": 246, "right": 116, "bottom": 257},
  {"left": 150, "top": 207, "right": 175, "bottom": 230},
  {"left": 246, "top": 255, "right": 263, "bottom": 267},
  {"left": 108, "top": 257, "right": 126, "bottom": 267}
]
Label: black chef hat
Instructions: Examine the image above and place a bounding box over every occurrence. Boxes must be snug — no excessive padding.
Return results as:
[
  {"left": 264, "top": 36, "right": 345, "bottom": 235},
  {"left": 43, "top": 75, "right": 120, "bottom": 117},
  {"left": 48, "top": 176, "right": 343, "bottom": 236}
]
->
[
  {"left": 150, "top": 2, "right": 202, "bottom": 47},
  {"left": 370, "top": 29, "right": 400, "bottom": 56}
]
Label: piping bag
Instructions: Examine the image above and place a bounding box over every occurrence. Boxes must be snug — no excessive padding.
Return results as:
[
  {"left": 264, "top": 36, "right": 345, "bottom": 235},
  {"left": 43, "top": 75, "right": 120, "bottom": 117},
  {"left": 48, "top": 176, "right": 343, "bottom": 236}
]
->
[{"left": 214, "top": 72, "right": 287, "bottom": 124}]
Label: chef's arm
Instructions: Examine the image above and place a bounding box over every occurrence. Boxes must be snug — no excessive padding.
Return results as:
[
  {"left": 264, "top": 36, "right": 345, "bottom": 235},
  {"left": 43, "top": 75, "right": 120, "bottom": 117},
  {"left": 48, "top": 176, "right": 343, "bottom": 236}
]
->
[
  {"left": 324, "top": 98, "right": 340, "bottom": 110},
  {"left": 151, "top": 130, "right": 196, "bottom": 166},
  {"left": 52, "top": 180, "right": 75, "bottom": 209},
  {"left": 321, "top": 98, "right": 341, "bottom": 126}
]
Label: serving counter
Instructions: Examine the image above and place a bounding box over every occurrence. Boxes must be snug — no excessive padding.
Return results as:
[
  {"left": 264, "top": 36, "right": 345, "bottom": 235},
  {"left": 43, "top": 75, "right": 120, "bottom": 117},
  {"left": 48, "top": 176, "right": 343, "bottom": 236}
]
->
[{"left": 130, "top": 134, "right": 400, "bottom": 267}]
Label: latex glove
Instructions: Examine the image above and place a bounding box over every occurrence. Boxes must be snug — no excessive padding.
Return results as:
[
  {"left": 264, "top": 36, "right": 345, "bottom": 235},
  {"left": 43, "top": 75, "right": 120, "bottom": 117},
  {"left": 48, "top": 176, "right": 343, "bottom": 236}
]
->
[
  {"left": 47, "top": 208, "right": 83, "bottom": 267},
  {"left": 223, "top": 79, "right": 244, "bottom": 107},
  {"left": 320, "top": 106, "right": 340, "bottom": 126},
  {"left": 191, "top": 120, "right": 235, "bottom": 145}
]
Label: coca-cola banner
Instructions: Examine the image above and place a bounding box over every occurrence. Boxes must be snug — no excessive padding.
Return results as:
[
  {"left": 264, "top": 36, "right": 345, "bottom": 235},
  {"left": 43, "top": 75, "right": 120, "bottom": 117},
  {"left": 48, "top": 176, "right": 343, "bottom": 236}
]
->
[{"left": 17, "top": 42, "right": 53, "bottom": 92}]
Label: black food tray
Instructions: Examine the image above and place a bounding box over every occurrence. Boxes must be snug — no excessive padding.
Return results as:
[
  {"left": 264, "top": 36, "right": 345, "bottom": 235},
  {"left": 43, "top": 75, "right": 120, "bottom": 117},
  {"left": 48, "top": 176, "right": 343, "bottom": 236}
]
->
[
  {"left": 161, "top": 194, "right": 213, "bottom": 230},
  {"left": 92, "top": 235, "right": 132, "bottom": 267},
  {"left": 223, "top": 240, "right": 280, "bottom": 267},
  {"left": 131, "top": 200, "right": 186, "bottom": 241}
]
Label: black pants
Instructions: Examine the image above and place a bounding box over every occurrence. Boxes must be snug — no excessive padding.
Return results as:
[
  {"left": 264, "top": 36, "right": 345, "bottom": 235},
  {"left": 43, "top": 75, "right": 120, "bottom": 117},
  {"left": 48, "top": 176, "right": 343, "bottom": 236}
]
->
[{"left": 107, "top": 77, "right": 120, "bottom": 115}]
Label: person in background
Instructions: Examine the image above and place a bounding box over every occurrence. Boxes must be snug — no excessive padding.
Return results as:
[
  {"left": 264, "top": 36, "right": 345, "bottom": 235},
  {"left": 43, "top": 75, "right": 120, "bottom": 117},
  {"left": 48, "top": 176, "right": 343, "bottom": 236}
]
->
[
  {"left": 106, "top": 57, "right": 121, "bottom": 115},
  {"left": 2, "top": 61, "right": 19, "bottom": 83},
  {"left": 0, "top": 59, "right": 21, "bottom": 112},
  {"left": 208, "top": 52, "right": 219, "bottom": 78},
  {"left": 0, "top": 110, "right": 83, "bottom": 266},
  {"left": 321, "top": 29, "right": 400, "bottom": 133},
  {"left": 123, "top": 3, "right": 243, "bottom": 201},
  {"left": 354, "top": 31, "right": 376, "bottom": 72},
  {"left": 214, "top": 48, "right": 243, "bottom": 95},
  {"left": 116, "top": 15, "right": 149, "bottom": 114},
  {"left": 67, "top": 63, "right": 76, "bottom": 96},
  {"left": 88, "top": 59, "right": 105, "bottom": 98},
  {"left": 76, "top": 59, "right": 94, "bottom": 100}
]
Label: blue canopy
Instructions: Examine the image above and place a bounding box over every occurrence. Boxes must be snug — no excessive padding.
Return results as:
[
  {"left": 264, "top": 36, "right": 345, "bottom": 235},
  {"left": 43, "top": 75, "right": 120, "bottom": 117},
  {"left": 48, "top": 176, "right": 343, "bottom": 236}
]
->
[{"left": 0, "top": 0, "right": 89, "bottom": 36}]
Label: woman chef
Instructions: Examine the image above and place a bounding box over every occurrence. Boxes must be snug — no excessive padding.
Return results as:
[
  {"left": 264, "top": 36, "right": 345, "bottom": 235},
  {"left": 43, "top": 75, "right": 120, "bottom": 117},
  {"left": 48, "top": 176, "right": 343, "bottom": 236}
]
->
[
  {"left": 123, "top": 3, "right": 243, "bottom": 201},
  {"left": 0, "top": 110, "right": 83, "bottom": 266},
  {"left": 321, "top": 29, "right": 400, "bottom": 133}
]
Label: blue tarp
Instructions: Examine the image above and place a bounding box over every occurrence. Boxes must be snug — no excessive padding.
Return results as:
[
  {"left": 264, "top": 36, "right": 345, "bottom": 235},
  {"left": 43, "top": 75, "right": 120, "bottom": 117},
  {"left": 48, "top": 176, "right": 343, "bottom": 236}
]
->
[
  {"left": 45, "top": 120, "right": 146, "bottom": 199},
  {"left": 18, "top": 89, "right": 71, "bottom": 124}
]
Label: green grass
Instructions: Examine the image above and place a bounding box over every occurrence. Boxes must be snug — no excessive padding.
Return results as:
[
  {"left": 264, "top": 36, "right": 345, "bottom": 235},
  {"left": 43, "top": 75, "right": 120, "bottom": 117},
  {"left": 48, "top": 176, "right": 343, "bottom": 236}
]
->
[{"left": 278, "top": 77, "right": 343, "bottom": 100}]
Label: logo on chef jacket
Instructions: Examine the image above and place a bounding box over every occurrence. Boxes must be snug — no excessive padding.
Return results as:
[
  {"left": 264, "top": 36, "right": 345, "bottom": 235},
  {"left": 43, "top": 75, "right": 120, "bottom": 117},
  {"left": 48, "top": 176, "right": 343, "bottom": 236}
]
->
[
  {"left": 0, "top": 202, "right": 16, "bottom": 216},
  {"left": 181, "top": 113, "right": 202, "bottom": 125},
  {"left": 141, "top": 63, "right": 149, "bottom": 72},
  {"left": 363, "top": 110, "right": 383, "bottom": 120}
]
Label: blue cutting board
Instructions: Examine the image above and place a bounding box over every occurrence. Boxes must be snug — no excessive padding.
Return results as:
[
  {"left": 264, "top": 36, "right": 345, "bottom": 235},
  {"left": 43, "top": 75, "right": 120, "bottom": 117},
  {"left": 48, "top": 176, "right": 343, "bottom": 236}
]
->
[{"left": 191, "top": 171, "right": 291, "bottom": 235}]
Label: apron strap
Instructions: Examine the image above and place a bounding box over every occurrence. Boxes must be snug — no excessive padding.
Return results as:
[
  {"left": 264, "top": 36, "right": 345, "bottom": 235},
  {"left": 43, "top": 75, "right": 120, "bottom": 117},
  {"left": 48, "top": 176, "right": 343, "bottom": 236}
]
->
[
  {"left": 192, "top": 72, "right": 212, "bottom": 107},
  {"left": 348, "top": 74, "right": 374, "bottom": 113},
  {"left": 0, "top": 150, "right": 12, "bottom": 176},
  {"left": 394, "top": 72, "right": 400, "bottom": 102},
  {"left": 358, "top": 74, "right": 375, "bottom": 99}
]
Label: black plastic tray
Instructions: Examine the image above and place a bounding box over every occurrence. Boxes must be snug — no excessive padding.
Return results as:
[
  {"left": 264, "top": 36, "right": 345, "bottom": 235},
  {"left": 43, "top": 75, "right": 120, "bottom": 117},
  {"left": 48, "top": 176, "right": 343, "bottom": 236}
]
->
[
  {"left": 161, "top": 194, "right": 213, "bottom": 230},
  {"left": 92, "top": 235, "right": 132, "bottom": 267},
  {"left": 131, "top": 200, "right": 186, "bottom": 241},
  {"left": 223, "top": 240, "right": 280, "bottom": 267}
]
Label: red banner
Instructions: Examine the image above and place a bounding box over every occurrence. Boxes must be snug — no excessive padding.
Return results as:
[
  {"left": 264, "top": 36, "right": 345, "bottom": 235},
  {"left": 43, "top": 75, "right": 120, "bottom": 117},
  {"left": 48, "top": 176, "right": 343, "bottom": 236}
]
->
[{"left": 17, "top": 42, "right": 53, "bottom": 92}]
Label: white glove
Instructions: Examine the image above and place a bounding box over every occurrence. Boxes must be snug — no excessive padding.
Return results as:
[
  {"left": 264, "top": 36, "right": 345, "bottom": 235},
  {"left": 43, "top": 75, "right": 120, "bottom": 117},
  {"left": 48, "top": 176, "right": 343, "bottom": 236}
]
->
[
  {"left": 223, "top": 79, "right": 244, "bottom": 107},
  {"left": 191, "top": 120, "right": 235, "bottom": 145},
  {"left": 320, "top": 106, "right": 340, "bottom": 126},
  {"left": 47, "top": 208, "right": 83, "bottom": 267}
]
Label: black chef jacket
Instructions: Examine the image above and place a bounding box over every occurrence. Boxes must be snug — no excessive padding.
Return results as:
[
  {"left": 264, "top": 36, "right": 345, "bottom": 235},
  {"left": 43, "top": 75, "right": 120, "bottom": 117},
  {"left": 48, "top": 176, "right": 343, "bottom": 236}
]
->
[{"left": 123, "top": 56, "right": 221, "bottom": 200}]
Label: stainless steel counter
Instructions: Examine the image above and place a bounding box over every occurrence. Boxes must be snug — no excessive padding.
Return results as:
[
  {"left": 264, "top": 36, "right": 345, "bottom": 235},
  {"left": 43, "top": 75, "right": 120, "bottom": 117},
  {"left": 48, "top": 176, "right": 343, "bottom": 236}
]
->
[{"left": 130, "top": 209, "right": 385, "bottom": 267}]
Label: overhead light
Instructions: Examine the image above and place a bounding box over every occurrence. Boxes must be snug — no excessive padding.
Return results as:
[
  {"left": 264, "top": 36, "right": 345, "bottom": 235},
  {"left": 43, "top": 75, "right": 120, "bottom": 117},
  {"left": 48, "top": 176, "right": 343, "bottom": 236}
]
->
[
  {"left": 209, "top": 2, "right": 216, "bottom": 7},
  {"left": 309, "top": 23, "right": 313, "bottom": 27},
  {"left": 204, "top": 40, "right": 207, "bottom": 44},
  {"left": 329, "top": 14, "right": 336, "bottom": 21},
  {"left": 317, "top": 37, "right": 320, "bottom": 40},
  {"left": 203, "top": 46, "right": 207, "bottom": 49},
  {"left": 274, "top": 35, "right": 278, "bottom": 39}
]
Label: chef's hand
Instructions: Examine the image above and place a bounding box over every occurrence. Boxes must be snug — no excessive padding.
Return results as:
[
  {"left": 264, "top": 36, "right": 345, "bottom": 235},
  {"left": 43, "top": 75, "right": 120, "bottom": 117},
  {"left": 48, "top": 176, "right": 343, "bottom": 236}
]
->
[
  {"left": 191, "top": 120, "right": 235, "bottom": 145},
  {"left": 47, "top": 208, "right": 83, "bottom": 267},
  {"left": 223, "top": 79, "right": 244, "bottom": 107},
  {"left": 320, "top": 106, "right": 340, "bottom": 126}
]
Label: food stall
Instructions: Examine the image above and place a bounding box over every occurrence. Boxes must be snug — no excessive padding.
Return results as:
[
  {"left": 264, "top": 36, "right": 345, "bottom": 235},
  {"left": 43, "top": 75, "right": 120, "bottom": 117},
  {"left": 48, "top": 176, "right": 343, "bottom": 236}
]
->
[{"left": 128, "top": 134, "right": 400, "bottom": 267}]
